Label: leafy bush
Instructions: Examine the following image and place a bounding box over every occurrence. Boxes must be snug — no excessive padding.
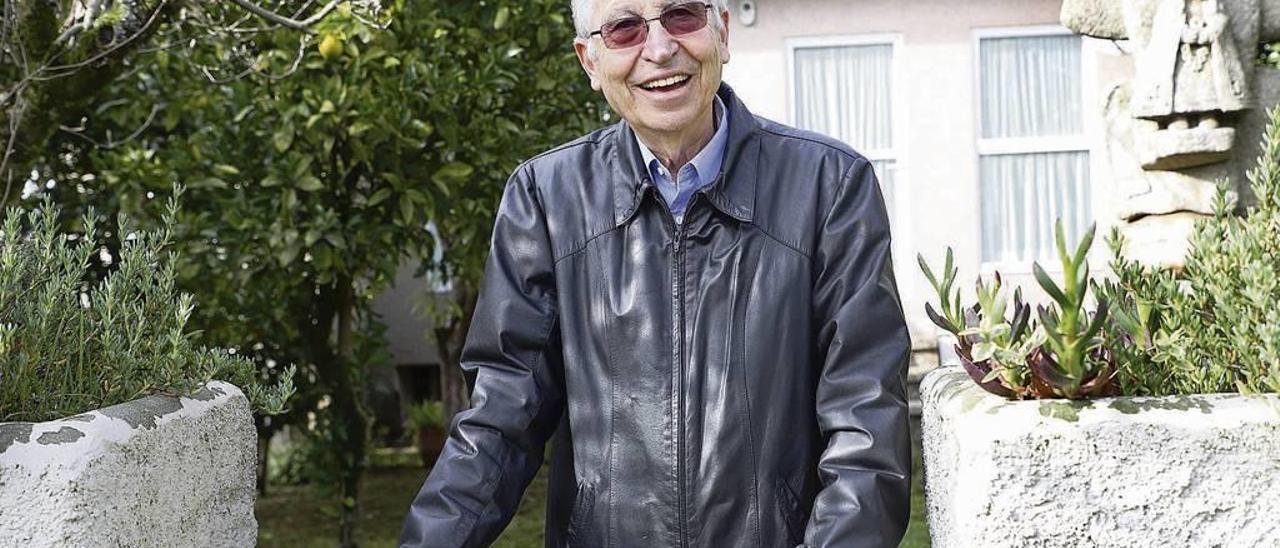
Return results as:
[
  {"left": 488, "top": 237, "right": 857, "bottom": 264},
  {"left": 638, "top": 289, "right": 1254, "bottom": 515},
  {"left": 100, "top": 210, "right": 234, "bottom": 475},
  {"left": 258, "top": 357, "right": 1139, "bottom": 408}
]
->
[
  {"left": 1100, "top": 104, "right": 1280, "bottom": 396},
  {"left": 923, "top": 104, "right": 1280, "bottom": 399},
  {"left": 0, "top": 194, "right": 294, "bottom": 422},
  {"left": 406, "top": 399, "right": 445, "bottom": 430}
]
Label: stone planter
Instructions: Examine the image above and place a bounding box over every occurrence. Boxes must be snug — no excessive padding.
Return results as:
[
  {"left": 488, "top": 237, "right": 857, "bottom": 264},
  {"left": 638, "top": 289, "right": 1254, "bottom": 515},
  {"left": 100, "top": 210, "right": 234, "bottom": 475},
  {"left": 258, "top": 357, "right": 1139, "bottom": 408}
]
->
[
  {"left": 921, "top": 368, "right": 1280, "bottom": 548},
  {"left": 0, "top": 381, "right": 258, "bottom": 547}
]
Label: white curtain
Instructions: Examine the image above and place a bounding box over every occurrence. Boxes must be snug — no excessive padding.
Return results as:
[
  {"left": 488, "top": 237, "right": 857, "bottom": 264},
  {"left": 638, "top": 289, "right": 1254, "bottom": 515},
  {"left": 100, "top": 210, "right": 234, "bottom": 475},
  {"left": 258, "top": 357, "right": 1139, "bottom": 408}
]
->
[
  {"left": 980, "top": 152, "right": 1090, "bottom": 264},
  {"left": 980, "top": 35, "right": 1081, "bottom": 139},
  {"left": 793, "top": 44, "right": 894, "bottom": 212},
  {"left": 979, "top": 34, "right": 1089, "bottom": 263}
]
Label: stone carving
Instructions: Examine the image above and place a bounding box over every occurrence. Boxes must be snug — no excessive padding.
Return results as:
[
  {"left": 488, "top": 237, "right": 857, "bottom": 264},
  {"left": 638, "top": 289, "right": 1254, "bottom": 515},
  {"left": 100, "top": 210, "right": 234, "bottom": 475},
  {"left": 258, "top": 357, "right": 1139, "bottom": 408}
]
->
[{"left": 1062, "top": 0, "right": 1280, "bottom": 268}]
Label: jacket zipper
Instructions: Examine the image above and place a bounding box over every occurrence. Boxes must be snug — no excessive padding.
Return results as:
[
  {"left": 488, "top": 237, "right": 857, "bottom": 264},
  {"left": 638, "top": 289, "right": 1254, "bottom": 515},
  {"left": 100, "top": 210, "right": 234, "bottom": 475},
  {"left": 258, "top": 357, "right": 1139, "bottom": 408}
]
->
[
  {"left": 674, "top": 212, "right": 687, "bottom": 548},
  {"left": 657, "top": 179, "right": 713, "bottom": 548},
  {"left": 654, "top": 182, "right": 692, "bottom": 548}
]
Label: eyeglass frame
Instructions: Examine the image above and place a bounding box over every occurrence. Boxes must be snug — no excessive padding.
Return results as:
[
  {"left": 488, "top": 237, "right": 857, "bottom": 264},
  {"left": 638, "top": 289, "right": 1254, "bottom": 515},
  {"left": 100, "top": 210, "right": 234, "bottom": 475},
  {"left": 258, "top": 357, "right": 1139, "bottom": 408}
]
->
[{"left": 587, "top": 3, "right": 716, "bottom": 50}]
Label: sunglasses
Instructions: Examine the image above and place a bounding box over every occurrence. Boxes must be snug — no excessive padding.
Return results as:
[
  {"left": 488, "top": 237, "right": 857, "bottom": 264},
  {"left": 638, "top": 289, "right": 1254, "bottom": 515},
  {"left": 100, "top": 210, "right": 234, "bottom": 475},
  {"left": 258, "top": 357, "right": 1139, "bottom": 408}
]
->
[{"left": 589, "top": 3, "right": 714, "bottom": 50}]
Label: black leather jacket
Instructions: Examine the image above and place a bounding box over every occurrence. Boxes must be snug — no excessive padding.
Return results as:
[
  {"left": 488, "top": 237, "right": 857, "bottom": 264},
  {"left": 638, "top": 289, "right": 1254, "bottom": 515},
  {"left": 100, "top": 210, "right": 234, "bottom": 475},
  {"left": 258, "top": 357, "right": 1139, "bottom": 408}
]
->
[{"left": 401, "top": 84, "right": 912, "bottom": 548}]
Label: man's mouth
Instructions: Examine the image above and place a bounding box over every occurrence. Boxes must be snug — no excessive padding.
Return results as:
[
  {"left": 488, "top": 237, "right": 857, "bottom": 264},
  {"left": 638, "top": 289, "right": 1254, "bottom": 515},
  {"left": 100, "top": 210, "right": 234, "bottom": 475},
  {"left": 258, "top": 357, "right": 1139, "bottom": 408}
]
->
[{"left": 639, "top": 74, "right": 692, "bottom": 93}]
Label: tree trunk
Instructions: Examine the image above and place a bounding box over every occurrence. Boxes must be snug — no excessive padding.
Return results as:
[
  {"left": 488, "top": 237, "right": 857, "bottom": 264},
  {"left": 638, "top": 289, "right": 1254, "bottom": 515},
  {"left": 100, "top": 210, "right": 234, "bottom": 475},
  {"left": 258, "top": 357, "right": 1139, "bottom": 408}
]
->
[
  {"left": 255, "top": 417, "right": 274, "bottom": 496},
  {"left": 301, "top": 278, "right": 371, "bottom": 548},
  {"left": 332, "top": 276, "right": 369, "bottom": 548}
]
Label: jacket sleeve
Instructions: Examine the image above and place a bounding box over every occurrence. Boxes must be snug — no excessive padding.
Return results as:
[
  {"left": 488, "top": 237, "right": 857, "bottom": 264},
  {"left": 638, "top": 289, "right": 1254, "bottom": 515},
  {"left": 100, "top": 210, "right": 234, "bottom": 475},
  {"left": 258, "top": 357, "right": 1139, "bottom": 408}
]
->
[
  {"left": 803, "top": 157, "right": 913, "bottom": 547},
  {"left": 400, "top": 165, "right": 565, "bottom": 547}
]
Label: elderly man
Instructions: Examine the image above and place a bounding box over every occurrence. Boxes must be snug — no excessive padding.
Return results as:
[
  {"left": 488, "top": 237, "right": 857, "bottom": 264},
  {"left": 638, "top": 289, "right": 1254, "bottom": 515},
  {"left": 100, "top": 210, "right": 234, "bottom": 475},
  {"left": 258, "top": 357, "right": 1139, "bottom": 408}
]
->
[{"left": 400, "top": 1, "right": 912, "bottom": 546}]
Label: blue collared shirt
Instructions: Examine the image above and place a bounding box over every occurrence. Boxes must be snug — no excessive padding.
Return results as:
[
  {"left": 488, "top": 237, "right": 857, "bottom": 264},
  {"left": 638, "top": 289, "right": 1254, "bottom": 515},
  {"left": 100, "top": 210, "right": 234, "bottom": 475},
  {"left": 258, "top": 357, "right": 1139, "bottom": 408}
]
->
[{"left": 636, "top": 95, "right": 729, "bottom": 224}]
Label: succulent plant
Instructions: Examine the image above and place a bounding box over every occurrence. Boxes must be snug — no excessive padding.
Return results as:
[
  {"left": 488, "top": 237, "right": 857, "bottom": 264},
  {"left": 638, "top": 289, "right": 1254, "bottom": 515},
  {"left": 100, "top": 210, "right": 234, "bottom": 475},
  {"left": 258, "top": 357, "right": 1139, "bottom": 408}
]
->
[
  {"left": 920, "top": 221, "right": 1118, "bottom": 399},
  {"left": 1028, "top": 221, "right": 1117, "bottom": 399}
]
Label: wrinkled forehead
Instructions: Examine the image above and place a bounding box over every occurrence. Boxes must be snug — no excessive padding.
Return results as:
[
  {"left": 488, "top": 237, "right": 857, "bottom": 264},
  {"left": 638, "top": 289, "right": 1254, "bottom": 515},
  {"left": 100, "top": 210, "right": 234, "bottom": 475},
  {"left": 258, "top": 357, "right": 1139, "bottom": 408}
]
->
[{"left": 593, "top": 0, "right": 684, "bottom": 24}]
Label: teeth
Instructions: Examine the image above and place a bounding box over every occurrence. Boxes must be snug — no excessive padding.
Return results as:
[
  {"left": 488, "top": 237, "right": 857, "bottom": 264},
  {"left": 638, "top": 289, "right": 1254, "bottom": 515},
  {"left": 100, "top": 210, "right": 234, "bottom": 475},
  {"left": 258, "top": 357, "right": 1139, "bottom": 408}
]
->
[{"left": 641, "top": 75, "right": 689, "bottom": 90}]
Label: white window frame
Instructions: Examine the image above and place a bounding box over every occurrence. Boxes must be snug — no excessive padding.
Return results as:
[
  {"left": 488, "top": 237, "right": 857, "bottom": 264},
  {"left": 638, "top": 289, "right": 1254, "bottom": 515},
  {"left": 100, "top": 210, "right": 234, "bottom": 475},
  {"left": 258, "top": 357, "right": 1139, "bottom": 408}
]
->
[
  {"left": 783, "top": 33, "right": 910, "bottom": 257},
  {"left": 971, "top": 25, "right": 1098, "bottom": 274}
]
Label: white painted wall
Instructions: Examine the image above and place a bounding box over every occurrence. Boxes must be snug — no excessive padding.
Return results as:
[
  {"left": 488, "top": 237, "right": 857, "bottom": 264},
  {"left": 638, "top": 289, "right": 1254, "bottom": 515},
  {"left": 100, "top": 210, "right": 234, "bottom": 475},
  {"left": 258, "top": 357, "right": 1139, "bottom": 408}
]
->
[{"left": 722, "top": 0, "right": 1133, "bottom": 347}]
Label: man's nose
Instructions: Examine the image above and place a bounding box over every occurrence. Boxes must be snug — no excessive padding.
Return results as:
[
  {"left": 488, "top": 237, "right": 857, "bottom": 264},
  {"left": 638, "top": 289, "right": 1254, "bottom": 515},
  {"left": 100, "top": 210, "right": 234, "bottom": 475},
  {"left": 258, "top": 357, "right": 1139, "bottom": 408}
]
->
[{"left": 640, "top": 19, "right": 679, "bottom": 64}]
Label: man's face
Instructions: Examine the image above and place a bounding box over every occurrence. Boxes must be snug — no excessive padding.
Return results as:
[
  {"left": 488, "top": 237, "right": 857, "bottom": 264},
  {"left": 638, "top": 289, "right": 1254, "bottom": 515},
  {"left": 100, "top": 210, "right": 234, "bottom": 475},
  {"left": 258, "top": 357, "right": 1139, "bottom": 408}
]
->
[{"left": 574, "top": 1, "right": 731, "bottom": 136}]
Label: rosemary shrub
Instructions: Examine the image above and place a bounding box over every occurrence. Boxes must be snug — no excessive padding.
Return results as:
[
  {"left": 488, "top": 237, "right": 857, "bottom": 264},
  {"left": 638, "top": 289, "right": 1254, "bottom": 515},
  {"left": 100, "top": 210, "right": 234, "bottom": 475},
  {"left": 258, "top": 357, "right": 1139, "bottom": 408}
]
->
[
  {"left": 0, "top": 195, "right": 294, "bottom": 422},
  {"left": 1104, "top": 104, "right": 1280, "bottom": 396}
]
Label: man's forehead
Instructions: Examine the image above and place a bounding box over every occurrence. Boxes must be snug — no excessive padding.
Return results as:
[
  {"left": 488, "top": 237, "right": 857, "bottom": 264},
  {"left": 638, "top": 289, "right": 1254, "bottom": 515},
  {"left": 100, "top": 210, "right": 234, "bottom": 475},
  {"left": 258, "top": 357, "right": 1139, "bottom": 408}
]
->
[{"left": 595, "top": 0, "right": 683, "bottom": 21}]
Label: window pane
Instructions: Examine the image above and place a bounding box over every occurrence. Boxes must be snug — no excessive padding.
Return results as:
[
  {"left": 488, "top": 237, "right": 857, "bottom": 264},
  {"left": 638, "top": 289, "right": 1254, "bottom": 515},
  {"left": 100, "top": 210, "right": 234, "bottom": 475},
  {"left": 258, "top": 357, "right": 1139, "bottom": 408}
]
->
[
  {"left": 980, "top": 35, "right": 1082, "bottom": 139},
  {"left": 793, "top": 44, "right": 893, "bottom": 151},
  {"left": 979, "top": 151, "right": 1091, "bottom": 264}
]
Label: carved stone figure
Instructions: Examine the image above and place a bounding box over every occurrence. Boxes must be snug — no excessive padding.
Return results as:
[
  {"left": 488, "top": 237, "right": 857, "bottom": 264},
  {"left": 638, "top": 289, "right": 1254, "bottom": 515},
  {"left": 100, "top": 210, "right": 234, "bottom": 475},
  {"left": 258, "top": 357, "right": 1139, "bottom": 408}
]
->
[{"left": 1062, "top": 0, "right": 1280, "bottom": 268}]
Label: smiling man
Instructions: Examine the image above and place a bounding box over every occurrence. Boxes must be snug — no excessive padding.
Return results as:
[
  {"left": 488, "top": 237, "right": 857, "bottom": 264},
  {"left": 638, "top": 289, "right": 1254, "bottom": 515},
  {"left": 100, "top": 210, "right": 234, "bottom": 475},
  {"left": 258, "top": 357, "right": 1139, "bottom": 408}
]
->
[{"left": 399, "top": 1, "right": 912, "bottom": 547}]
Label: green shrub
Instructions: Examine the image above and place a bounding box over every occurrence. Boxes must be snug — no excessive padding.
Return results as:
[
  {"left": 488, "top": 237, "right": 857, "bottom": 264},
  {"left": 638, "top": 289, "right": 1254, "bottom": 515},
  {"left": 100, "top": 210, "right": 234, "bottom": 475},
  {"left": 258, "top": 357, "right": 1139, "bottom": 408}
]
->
[
  {"left": 1103, "top": 104, "right": 1280, "bottom": 395},
  {"left": 0, "top": 193, "right": 294, "bottom": 422},
  {"left": 406, "top": 399, "right": 445, "bottom": 430}
]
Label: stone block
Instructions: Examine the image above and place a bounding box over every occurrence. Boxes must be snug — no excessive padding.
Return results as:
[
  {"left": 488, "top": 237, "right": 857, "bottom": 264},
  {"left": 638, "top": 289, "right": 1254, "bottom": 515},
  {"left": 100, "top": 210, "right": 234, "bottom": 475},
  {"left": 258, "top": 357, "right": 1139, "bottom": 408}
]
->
[
  {"left": 0, "top": 381, "right": 257, "bottom": 547},
  {"left": 921, "top": 368, "right": 1280, "bottom": 548}
]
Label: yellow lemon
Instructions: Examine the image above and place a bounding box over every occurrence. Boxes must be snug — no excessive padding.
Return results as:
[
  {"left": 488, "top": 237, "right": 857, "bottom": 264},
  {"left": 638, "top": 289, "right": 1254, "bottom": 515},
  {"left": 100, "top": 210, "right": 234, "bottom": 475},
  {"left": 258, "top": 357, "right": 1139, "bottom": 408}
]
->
[{"left": 318, "top": 34, "right": 343, "bottom": 59}]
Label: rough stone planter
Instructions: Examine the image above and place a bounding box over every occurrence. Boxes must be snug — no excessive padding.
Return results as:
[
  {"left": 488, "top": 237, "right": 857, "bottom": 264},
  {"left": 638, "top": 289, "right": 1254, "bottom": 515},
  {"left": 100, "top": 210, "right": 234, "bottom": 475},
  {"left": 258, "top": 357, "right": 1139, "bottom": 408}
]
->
[
  {"left": 0, "top": 381, "right": 257, "bottom": 547},
  {"left": 921, "top": 368, "right": 1280, "bottom": 548}
]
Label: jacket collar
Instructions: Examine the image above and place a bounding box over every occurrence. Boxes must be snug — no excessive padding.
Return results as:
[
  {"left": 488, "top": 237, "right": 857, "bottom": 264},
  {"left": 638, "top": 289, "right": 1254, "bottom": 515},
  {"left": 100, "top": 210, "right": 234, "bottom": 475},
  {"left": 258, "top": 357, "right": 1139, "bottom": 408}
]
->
[{"left": 611, "top": 82, "right": 759, "bottom": 228}]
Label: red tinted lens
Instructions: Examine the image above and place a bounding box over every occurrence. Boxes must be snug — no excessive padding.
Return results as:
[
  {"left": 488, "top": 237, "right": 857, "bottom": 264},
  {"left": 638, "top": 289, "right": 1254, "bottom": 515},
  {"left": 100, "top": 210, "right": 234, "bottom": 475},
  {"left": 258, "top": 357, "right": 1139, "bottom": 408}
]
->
[
  {"left": 601, "top": 17, "right": 647, "bottom": 48},
  {"left": 660, "top": 4, "right": 708, "bottom": 35}
]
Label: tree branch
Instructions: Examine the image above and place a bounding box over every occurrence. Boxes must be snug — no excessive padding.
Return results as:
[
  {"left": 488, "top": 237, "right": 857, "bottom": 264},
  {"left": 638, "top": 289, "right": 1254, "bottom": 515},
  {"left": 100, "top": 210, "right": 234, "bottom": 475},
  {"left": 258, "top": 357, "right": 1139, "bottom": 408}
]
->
[{"left": 224, "top": 0, "right": 342, "bottom": 32}]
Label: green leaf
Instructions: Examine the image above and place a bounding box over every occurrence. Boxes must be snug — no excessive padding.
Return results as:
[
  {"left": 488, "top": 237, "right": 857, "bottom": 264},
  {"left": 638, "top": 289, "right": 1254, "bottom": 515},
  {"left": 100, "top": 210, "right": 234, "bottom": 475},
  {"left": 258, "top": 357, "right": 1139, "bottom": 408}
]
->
[
  {"left": 213, "top": 164, "right": 241, "bottom": 176},
  {"left": 297, "top": 175, "right": 325, "bottom": 192},
  {"left": 367, "top": 188, "right": 392, "bottom": 206},
  {"left": 273, "top": 130, "right": 294, "bottom": 153},
  {"left": 348, "top": 121, "right": 373, "bottom": 136},
  {"left": 918, "top": 253, "right": 938, "bottom": 289},
  {"left": 261, "top": 174, "right": 283, "bottom": 188},
  {"left": 276, "top": 240, "right": 302, "bottom": 266},
  {"left": 1073, "top": 223, "right": 1097, "bottom": 267},
  {"left": 292, "top": 157, "right": 314, "bottom": 180},
  {"left": 1033, "top": 263, "right": 1068, "bottom": 305},
  {"left": 399, "top": 199, "right": 416, "bottom": 225},
  {"left": 410, "top": 120, "right": 434, "bottom": 137},
  {"left": 432, "top": 162, "right": 474, "bottom": 185},
  {"left": 972, "top": 342, "right": 996, "bottom": 362},
  {"left": 493, "top": 6, "right": 510, "bottom": 30}
]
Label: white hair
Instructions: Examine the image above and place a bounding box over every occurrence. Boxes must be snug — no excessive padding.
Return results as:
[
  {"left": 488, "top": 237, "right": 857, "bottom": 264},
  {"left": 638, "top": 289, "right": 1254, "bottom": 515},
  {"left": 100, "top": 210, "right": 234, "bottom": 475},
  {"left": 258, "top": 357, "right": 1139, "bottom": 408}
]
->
[{"left": 570, "top": 0, "right": 730, "bottom": 39}]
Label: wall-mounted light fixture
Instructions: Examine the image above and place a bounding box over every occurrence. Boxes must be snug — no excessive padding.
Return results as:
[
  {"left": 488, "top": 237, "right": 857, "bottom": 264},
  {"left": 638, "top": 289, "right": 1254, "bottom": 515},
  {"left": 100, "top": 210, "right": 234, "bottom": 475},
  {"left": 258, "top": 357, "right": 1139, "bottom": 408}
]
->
[{"left": 738, "top": 1, "right": 757, "bottom": 26}]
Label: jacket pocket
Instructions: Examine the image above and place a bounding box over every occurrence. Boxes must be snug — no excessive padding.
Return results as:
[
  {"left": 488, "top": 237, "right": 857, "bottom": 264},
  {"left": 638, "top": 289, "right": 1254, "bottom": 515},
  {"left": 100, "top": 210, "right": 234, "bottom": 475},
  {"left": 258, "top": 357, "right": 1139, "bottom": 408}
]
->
[
  {"left": 775, "top": 476, "right": 805, "bottom": 546},
  {"left": 566, "top": 480, "right": 596, "bottom": 545}
]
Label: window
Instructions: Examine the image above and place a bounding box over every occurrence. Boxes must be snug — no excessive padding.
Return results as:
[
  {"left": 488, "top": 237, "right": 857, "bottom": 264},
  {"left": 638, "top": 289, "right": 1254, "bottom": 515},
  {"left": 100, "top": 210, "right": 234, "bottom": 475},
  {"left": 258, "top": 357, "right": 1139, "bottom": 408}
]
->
[
  {"left": 789, "top": 37, "right": 899, "bottom": 218},
  {"left": 976, "top": 30, "right": 1090, "bottom": 265}
]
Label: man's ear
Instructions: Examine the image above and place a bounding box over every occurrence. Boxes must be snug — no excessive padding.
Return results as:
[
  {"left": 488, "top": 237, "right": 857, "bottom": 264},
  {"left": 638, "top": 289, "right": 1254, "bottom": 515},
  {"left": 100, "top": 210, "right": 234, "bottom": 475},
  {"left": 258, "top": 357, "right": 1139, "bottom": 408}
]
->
[
  {"left": 718, "top": 9, "right": 731, "bottom": 64},
  {"left": 574, "top": 38, "right": 603, "bottom": 92}
]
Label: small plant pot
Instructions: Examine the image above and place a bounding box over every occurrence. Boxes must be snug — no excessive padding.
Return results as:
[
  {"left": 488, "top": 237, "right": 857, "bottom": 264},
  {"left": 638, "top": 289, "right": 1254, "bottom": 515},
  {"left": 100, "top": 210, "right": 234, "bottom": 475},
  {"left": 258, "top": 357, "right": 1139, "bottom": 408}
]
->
[{"left": 415, "top": 426, "right": 446, "bottom": 468}]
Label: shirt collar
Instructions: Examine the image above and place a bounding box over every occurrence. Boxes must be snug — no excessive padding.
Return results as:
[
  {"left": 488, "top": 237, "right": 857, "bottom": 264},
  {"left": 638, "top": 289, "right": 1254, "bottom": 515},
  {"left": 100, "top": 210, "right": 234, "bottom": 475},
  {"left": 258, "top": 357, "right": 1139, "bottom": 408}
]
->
[
  {"left": 611, "top": 82, "right": 759, "bottom": 228},
  {"left": 636, "top": 95, "right": 729, "bottom": 184}
]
